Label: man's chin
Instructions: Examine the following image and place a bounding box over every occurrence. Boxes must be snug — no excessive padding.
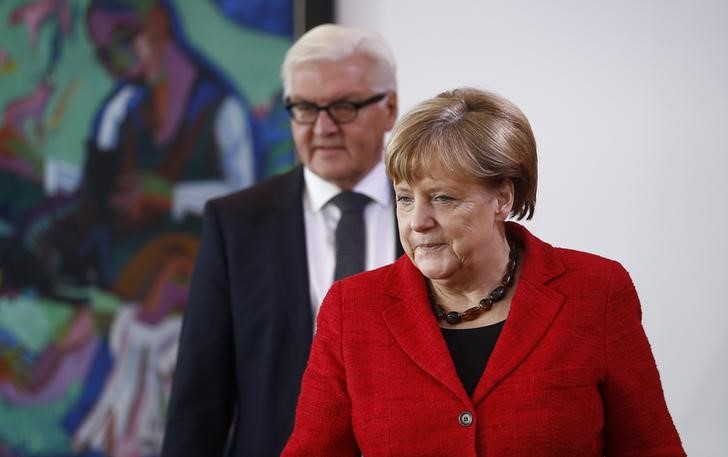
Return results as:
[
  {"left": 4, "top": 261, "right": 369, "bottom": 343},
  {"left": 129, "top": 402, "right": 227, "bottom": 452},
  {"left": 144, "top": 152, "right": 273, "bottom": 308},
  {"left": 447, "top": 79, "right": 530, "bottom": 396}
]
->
[{"left": 311, "top": 167, "right": 362, "bottom": 189}]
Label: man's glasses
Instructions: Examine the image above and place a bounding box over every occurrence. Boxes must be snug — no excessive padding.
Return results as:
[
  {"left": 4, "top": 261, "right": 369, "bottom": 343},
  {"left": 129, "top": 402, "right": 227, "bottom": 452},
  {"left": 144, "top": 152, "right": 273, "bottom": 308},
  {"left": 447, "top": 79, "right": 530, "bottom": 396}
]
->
[{"left": 285, "top": 93, "right": 387, "bottom": 125}]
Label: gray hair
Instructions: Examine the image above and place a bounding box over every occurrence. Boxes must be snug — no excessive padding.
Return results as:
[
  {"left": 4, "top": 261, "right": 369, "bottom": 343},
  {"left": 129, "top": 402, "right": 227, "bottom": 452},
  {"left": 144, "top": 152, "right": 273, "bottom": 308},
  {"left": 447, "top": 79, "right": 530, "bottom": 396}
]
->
[{"left": 281, "top": 24, "right": 397, "bottom": 97}]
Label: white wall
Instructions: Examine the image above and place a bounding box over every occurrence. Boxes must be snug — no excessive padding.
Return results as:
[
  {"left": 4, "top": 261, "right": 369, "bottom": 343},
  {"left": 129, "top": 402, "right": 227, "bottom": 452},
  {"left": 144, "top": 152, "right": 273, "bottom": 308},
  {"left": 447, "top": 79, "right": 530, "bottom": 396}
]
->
[{"left": 338, "top": 1, "right": 728, "bottom": 454}]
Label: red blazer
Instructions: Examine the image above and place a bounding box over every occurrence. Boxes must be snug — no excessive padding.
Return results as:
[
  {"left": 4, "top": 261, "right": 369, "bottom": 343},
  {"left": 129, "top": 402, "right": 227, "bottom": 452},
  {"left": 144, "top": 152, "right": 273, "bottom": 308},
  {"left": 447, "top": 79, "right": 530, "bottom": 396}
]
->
[{"left": 282, "top": 223, "right": 685, "bottom": 456}]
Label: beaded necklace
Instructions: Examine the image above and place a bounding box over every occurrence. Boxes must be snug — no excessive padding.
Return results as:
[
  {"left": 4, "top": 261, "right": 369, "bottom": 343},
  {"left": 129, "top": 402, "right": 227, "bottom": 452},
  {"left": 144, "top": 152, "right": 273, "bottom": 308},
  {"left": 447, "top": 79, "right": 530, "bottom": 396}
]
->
[{"left": 430, "top": 244, "right": 518, "bottom": 325}]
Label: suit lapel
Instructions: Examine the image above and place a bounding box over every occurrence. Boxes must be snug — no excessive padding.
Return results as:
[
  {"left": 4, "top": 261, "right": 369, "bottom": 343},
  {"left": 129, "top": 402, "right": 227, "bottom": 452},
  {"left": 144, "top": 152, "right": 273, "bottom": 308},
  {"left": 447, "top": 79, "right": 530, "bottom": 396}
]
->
[
  {"left": 382, "top": 256, "right": 471, "bottom": 404},
  {"left": 471, "top": 223, "right": 566, "bottom": 405},
  {"left": 269, "top": 166, "right": 313, "bottom": 346}
]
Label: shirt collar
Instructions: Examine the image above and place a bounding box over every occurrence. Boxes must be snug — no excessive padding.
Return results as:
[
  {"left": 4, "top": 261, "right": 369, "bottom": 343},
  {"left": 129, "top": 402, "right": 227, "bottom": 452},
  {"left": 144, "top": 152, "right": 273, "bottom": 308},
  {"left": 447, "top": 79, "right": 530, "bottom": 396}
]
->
[{"left": 303, "top": 161, "right": 392, "bottom": 212}]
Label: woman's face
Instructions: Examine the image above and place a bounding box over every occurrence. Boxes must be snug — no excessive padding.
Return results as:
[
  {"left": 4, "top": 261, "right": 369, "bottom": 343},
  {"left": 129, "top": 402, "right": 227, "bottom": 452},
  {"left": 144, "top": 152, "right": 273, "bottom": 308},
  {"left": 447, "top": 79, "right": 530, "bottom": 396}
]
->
[{"left": 394, "top": 172, "right": 511, "bottom": 283}]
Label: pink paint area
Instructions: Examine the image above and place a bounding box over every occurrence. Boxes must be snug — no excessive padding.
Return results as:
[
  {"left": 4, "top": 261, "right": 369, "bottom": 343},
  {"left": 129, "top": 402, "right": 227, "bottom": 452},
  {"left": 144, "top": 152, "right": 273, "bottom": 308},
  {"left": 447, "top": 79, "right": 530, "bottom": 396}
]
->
[
  {"left": 9, "top": 0, "right": 72, "bottom": 49},
  {"left": 3, "top": 81, "right": 55, "bottom": 136}
]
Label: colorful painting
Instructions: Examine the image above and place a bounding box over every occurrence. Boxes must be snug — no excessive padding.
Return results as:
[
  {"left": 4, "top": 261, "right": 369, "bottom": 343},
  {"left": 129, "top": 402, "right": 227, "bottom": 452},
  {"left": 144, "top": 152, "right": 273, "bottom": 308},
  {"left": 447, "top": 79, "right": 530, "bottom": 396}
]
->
[{"left": 0, "top": 0, "right": 295, "bottom": 455}]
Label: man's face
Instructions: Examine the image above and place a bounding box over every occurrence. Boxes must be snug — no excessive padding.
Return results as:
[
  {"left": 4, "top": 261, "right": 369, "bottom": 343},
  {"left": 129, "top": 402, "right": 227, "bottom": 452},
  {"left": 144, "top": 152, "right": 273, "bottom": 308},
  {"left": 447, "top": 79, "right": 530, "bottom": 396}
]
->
[
  {"left": 88, "top": 10, "right": 145, "bottom": 80},
  {"left": 288, "top": 54, "right": 397, "bottom": 190}
]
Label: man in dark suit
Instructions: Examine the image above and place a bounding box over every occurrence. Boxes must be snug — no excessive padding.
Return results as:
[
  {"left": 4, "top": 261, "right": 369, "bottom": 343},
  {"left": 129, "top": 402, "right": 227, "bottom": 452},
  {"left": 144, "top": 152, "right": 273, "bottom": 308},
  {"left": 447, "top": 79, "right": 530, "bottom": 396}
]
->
[{"left": 161, "top": 24, "right": 401, "bottom": 456}]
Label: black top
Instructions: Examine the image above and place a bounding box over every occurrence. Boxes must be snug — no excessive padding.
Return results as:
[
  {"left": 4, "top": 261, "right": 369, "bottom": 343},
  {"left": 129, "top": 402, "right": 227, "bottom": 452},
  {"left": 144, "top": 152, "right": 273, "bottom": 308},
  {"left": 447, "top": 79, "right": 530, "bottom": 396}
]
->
[{"left": 441, "top": 320, "right": 506, "bottom": 397}]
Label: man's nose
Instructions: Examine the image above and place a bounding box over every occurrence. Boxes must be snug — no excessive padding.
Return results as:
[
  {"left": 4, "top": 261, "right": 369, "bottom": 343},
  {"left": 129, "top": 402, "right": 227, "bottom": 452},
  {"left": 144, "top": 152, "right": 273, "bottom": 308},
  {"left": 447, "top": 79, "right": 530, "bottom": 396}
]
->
[{"left": 313, "top": 108, "right": 339, "bottom": 135}]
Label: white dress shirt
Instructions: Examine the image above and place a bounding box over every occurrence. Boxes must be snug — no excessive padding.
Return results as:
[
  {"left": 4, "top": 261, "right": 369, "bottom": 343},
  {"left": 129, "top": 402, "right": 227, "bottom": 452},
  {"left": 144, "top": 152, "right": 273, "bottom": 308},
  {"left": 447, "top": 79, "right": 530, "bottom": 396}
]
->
[{"left": 303, "top": 161, "right": 397, "bottom": 322}]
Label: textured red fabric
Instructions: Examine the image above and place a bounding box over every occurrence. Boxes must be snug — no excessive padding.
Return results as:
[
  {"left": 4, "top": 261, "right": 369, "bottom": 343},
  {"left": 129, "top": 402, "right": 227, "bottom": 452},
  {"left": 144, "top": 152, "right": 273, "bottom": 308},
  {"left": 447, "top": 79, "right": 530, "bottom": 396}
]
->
[{"left": 282, "top": 223, "right": 685, "bottom": 456}]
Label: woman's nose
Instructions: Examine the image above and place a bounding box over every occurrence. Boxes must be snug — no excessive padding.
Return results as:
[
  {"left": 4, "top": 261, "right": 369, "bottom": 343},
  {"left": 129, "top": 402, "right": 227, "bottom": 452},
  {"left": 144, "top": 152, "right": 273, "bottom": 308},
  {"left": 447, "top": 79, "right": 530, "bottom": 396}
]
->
[{"left": 409, "top": 201, "right": 436, "bottom": 232}]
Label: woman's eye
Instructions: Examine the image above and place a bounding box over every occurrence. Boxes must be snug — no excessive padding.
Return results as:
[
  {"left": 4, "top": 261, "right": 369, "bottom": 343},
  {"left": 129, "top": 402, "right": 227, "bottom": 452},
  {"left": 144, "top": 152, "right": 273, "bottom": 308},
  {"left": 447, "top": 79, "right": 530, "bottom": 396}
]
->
[
  {"left": 433, "top": 195, "right": 453, "bottom": 202},
  {"left": 396, "top": 195, "right": 413, "bottom": 203}
]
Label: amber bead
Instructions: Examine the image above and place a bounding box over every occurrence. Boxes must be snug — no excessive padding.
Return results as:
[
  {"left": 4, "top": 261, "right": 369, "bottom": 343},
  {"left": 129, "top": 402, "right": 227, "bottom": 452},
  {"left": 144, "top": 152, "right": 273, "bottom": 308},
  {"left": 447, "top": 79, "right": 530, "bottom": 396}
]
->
[
  {"left": 479, "top": 298, "right": 494, "bottom": 311},
  {"left": 461, "top": 307, "right": 483, "bottom": 321}
]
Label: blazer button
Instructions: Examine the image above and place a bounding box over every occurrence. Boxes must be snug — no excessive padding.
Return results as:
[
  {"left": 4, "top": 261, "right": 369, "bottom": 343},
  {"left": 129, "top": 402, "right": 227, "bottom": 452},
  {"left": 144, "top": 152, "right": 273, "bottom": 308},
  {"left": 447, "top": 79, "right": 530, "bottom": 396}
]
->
[{"left": 458, "top": 411, "right": 473, "bottom": 427}]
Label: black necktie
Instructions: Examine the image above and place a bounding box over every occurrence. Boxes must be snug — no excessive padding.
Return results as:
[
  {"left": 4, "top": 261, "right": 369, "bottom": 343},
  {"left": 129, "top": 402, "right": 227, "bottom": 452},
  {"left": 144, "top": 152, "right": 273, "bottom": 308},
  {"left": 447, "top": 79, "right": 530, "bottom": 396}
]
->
[{"left": 330, "top": 191, "right": 371, "bottom": 280}]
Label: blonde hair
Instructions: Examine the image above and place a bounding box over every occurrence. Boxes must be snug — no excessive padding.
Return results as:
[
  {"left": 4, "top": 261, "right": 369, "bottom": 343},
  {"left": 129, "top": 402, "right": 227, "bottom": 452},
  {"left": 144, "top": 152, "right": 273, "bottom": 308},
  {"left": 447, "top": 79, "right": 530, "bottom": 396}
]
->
[
  {"left": 385, "top": 87, "right": 537, "bottom": 220},
  {"left": 281, "top": 24, "right": 396, "bottom": 97}
]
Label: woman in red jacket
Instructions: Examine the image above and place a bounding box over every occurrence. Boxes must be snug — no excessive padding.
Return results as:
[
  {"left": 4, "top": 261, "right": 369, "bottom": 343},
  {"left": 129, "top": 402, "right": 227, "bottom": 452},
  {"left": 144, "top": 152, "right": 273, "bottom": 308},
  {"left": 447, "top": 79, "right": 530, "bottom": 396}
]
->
[{"left": 282, "top": 88, "right": 685, "bottom": 456}]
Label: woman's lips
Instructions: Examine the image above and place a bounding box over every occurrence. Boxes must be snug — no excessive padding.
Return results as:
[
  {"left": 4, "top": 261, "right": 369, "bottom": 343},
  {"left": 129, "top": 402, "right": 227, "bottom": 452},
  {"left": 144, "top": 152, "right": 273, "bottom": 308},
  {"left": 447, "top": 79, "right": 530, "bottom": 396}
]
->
[{"left": 415, "top": 242, "right": 445, "bottom": 252}]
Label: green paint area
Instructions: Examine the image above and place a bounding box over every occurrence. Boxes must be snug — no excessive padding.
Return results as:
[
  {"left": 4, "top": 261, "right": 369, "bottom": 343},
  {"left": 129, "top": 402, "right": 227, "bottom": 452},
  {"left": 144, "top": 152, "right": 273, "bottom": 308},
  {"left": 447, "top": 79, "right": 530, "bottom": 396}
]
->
[
  {"left": 0, "top": 382, "right": 82, "bottom": 455},
  {"left": 179, "top": 1, "right": 291, "bottom": 106},
  {"left": 0, "top": 295, "right": 74, "bottom": 353},
  {"left": 0, "top": 0, "right": 110, "bottom": 166}
]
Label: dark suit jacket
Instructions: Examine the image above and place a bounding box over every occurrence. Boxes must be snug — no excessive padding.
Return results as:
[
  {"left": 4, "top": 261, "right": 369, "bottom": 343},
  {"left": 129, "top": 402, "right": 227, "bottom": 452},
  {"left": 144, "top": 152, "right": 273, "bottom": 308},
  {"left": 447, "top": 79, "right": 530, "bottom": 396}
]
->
[
  {"left": 282, "top": 222, "right": 685, "bottom": 456},
  {"left": 162, "top": 165, "right": 402, "bottom": 456}
]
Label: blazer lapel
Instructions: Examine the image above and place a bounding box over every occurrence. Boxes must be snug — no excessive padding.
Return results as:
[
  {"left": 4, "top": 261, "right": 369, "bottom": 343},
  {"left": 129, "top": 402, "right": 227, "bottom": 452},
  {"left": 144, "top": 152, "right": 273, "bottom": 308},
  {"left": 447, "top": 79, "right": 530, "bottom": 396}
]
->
[
  {"left": 381, "top": 256, "right": 470, "bottom": 404},
  {"left": 472, "top": 223, "right": 566, "bottom": 405}
]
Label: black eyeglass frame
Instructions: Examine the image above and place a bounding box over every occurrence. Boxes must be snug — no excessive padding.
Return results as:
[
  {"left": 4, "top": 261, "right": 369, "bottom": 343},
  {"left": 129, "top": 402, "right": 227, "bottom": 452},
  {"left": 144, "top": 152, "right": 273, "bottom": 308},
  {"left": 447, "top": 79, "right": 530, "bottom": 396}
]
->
[{"left": 285, "top": 93, "right": 388, "bottom": 125}]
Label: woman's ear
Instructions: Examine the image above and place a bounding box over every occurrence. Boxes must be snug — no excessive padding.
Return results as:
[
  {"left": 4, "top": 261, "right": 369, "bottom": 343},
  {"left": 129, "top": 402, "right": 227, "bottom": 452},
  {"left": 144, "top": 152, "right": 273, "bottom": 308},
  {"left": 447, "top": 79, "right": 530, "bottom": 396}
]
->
[{"left": 494, "top": 179, "right": 515, "bottom": 220}]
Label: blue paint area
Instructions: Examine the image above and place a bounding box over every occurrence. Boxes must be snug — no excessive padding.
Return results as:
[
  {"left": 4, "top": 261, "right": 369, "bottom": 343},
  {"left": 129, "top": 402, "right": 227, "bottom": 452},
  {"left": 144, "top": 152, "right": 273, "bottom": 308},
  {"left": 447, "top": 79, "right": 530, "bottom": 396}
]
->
[
  {"left": 213, "top": 0, "right": 293, "bottom": 38},
  {"left": 62, "top": 341, "right": 112, "bottom": 434}
]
